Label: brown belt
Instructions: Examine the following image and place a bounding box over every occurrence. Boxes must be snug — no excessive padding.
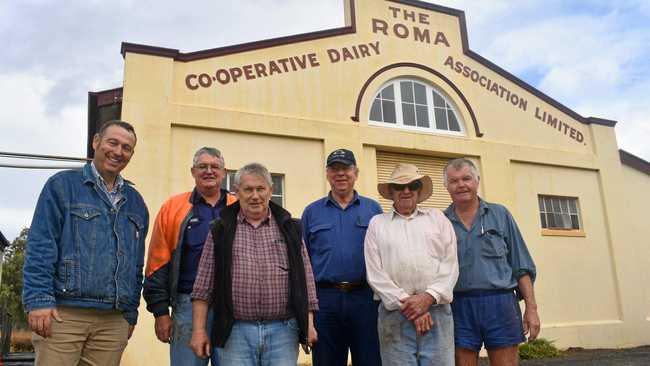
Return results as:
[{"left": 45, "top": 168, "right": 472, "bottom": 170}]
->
[{"left": 316, "top": 282, "right": 369, "bottom": 292}]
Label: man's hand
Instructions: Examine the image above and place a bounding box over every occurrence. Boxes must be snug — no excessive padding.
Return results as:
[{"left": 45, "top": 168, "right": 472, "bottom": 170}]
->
[
  {"left": 128, "top": 325, "right": 135, "bottom": 339},
  {"left": 154, "top": 315, "right": 173, "bottom": 343},
  {"left": 523, "top": 305, "right": 541, "bottom": 341},
  {"left": 302, "top": 312, "right": 318, "bottom": 354},
  {"left": 413, "top": 312, "right": 433, "bottom": 336},
  {"left": 190, "top": 329, "right": 211, "bottom": 359},
  {"left": 400, "top": 293, "right": 435, "bottom": 321},
  {"left": 28, "top": 308, "right": 62, "bottom": 338}
]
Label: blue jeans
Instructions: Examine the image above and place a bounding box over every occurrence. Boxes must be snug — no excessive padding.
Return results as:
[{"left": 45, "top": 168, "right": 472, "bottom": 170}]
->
[
  {"left": 171, "top": 293, "right": 219, "bottom": 366},
  {"left": 378, "top": 304, "right": 454, "bottom": 366},
  {"left": 217, "top": 318, "right": 299, "bottom": 366},
  {"left": 312, "top": 287, "right": 381, "bottom": 366}
]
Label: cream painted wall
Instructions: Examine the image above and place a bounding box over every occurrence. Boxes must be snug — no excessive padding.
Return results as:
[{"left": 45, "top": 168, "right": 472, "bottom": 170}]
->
[{"left": 116, "top": 1, "right": 650, "bottom": 364}]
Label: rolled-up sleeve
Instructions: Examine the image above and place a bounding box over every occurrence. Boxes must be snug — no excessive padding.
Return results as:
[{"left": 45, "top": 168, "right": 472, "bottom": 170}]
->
[{"left": 191, "top": 231, "right": 216, "bottom": 302}]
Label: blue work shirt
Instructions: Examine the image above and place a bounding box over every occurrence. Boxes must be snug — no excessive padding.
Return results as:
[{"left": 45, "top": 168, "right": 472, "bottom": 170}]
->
[
  {"left": 302, "top": 192, "right": 382, "bottom": 283},
  {"left": 177, "top": 188, "right": 228, "bottom": 293},
  {"left": 444, "top": 199, "right": 536, "bottom": 293}
]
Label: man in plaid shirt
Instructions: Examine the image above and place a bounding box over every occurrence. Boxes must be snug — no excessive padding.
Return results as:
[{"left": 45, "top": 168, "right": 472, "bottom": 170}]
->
[{"left": 190, "top": 162, "right": 318, "bottom": 366}]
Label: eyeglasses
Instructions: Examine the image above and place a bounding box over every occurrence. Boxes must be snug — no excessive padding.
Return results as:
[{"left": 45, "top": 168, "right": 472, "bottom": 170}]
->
[
  {"left": 194, "top": 164, "right": 222, "bottom": 172},
  {"left": 390, "top": 180, "right": 422, "bottom": 192}
]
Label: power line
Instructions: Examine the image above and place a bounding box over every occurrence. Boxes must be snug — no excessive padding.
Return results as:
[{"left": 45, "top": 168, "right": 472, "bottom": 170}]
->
[
  {"left": 0, "top": 151, "right": 89, "bottom": 163},
  {"left": 0, "top": 163, "right": 84, "bottom": 170}
]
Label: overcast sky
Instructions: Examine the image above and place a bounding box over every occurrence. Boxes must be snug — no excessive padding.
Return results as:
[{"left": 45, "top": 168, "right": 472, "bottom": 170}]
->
[{"left": 1, "top": 0, "right": 648, "bottom": 242}]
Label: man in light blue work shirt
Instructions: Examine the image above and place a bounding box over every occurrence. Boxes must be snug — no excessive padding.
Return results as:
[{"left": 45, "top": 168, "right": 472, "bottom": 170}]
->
[
  {"left": 443, "top": 158, "right": 540, "bottom": 366},
  {"left": 301, "top": 148, "right": 383, "bottom": 366}
]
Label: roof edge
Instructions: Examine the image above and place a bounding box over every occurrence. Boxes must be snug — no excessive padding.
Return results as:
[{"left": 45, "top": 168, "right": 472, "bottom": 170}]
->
[
  {"left": 586, "top": 117, "right": 618, "bottom": 127},
  {"left": 620, "top": 149, "right": 650, "bottom": 175}
]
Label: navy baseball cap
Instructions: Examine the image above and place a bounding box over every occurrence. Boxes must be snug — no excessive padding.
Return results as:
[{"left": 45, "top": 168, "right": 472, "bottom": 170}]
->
[{"left": 326, "top": 149, "right": 356, "bottom": 167}]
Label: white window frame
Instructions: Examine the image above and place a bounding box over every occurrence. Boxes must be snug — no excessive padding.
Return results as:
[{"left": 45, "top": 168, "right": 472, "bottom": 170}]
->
[
  {"left": 368, "top": 78, "right": 466, "bottom": 136},
  {"left": 222, "top": 170, "right": 285, "bottom": 207}
]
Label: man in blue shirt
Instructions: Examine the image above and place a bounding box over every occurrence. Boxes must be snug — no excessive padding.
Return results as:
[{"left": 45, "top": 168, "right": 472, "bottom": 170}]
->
[
  {"left": 143, "top": 147, "right": 235, "bottom": 365},
  {"left": 301, "top": 148, "right": 383, "bottom": 366},
  {"left": 23, "top": 120, "right": 149, "bottom": 366},
  {"left": 443, "top": 158, "right": 540, "bottom": 366}
]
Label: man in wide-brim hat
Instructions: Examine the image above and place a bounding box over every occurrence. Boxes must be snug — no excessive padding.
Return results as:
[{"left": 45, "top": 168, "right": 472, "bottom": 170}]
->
[{"left": 365, "top": 163, "right": 459, "bottom": 366}]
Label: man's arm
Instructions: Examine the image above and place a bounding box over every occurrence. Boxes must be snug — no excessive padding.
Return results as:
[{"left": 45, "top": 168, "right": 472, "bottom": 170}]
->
[
  {"left": 189, "top": 299, "right": 211, "bottom": 358},
  {"left": 190, "top": 230, "right": 217, "bottom": 357},
  {"left": 22, "top": 177, "right": 64, "bottom": 337},
  {"left": 142, "top": 204, "right": 175, "bottom": 319},
  {"left": 518, "top": 274, "right": 540, "bottom": 341}
]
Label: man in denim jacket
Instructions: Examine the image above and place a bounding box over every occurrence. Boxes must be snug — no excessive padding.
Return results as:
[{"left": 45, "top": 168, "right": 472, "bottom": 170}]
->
[{"left": 22, "top": 120, "right": 149, "bottom": 366}]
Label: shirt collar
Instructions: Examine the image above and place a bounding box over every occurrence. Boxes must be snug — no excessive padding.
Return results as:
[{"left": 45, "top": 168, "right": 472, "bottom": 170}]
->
[
  {"left": 389, "top": 206, "right": 427, "bottom": 220},
  {"left": 191, "top": 187, "right": 228, "bottom": 206},
  {"left": 237, "top": 207, "right": 272, "bottom": 226},
  {"left": 445, "top": 197, "right": 489, "bottom": 223},
  {"left": 90, "top": 161, "right": 124, "bottom": 192},
  {"left": 326, "top": 191, "right": 360, "bottom": 209}
]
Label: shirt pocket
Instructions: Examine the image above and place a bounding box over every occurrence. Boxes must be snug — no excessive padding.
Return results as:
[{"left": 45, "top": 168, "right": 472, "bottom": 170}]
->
[
  {"left": 481, "top": 229, "right": 508, "bottom": 258},
  {"left": 307, "top": 223, "right": 334, "bottom": 255},
  {"left": 70, "top": 206, "right": 102, "bottom": 255},
  {"left": 425, "top": 231, "right": 444, "bottom": 259}
]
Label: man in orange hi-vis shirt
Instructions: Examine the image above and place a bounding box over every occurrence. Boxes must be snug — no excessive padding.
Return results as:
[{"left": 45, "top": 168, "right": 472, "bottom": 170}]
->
[{"left": 143, "top": 147, "right": 236, "bottom": 366}]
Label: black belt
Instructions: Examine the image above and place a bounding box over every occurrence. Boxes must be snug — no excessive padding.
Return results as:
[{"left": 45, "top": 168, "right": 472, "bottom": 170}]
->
[
  {"left": 317, "top": 282, "right": 369, "bottom": 292},
  {"left": 454, "top": 288, "right": 514, "bottom": 298}
]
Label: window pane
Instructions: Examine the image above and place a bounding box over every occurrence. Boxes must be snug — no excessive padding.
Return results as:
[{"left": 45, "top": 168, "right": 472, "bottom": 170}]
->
[
  {"left": 416, "top": 105, "right": 429, "bottom": 128},
  {"left": 272, "top": 175, "right": 283, "bottom": 195},
  {"left": 370, "top": 98, "right": 382, "bottom": 121},
  {"left": 560, "top": 198, "right": 568, "bottom": 213},
  {"left": 568, "top": 199, "right": 577, "bottom": 214},
  {"left": 538, "top": 196, "right": 545, "bottom": 212},
  {"left": 447, "top": 110, "right": 461, "bottom": 131},
  {"left": 271, "top": 196, "right": 283, "bottom": 207},
  {"left": 414, "top": 83, "right": 427, "bottom": 104},
  {"left": 560, "top": 213, "right": 572, "bottom": 229},
  {"left": 571, "top": 215, "right": 580, "bottom": 229},
  {"left": 401, "top": 81, "right": 414, "bottom": 103},
  {"left": 381, "top": 85, "right": 394, "bottom": 100},
  {"left": 433, "top": 91, "right": 446, "bottom": 108},
  {"left": 540, "top": 213, "right": 547, "bottom": 228},
  {"left": 547, "top": 212, "right": 555, "bottom": 228},
  {"left": 382, "top": 100, "right": 396, "bottom": 123},
  {"left": 435, "top": 108, "right": 448, "bottom": 130},
  {"left": 551, "top": 198, "right": 560, "bottom": 213},
  {"left": 402, "top": 103, "right": 416, "bottom": 126}
]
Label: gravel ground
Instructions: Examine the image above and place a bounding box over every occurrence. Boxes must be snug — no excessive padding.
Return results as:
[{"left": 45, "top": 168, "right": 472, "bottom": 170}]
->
[{"left": 478, "top": 346, "right": 650, "bottom": 365}]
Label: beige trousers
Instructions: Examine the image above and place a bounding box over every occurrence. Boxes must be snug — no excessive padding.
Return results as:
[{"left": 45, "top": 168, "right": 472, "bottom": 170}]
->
[{"left": 32, "top": 306, "right": 129, "bottom": 366}]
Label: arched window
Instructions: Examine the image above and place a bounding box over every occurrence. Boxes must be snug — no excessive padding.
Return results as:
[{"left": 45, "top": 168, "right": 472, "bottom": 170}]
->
[{"left": 369, "top": 79, "right": 464, "bottom": 134}]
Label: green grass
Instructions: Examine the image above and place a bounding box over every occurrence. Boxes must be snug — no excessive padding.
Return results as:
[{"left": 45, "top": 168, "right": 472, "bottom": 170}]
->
[{"left": 519, "top": 338, "right": 561, "bottom": 359}]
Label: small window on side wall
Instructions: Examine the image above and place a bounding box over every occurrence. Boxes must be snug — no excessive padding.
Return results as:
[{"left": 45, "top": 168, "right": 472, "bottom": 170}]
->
[
  {"left": 222, "top": 170, "right": 285, "bottom": 207},
  {"left": 538, "top": 195, "right": 584, "bottom": 237}
]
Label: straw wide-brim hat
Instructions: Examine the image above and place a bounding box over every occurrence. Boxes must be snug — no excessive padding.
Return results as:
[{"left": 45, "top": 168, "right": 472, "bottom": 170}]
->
[{"left": 377, "top": 163, "right": 433, "bottom": 203}]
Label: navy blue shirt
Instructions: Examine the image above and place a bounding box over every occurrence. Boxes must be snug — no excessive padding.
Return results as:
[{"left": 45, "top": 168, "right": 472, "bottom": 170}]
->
[
  {"left": 178, "top": 188, "right": 228, "bottom": 293},
  {"left": 444, "top": 199, "right": 536, "bottom": 292},
  {"left": 301, "top": 192, "right": 382, "bottom": 283}
]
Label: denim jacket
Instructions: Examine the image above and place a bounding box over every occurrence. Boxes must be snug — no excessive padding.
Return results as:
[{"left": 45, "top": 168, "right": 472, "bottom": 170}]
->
[{"left": 22, "top": 163, "right": 149, "bottom": 325}]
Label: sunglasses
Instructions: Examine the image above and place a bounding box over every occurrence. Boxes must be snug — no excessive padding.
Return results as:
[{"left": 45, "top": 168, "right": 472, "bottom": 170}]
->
[{"left": 390, "top": 180, "right": 422, "bottom": 192}]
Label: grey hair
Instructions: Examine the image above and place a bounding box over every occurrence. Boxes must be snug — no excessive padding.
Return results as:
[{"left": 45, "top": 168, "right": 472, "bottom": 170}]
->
[
  {"left": 233, "top": 162, "right": 273, "bottom": 190},
  {"left": 192, "top": 147, "right": 225, "bottom": 167},
  {"left": 443, "top": 158, "right": 480, "bottom": 186}
]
